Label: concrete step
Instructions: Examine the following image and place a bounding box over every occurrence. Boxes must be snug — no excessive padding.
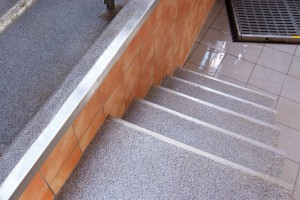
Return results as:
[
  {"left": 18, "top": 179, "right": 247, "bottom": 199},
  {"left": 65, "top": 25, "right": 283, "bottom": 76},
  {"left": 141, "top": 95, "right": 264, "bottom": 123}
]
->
[
  {"left": 145, "top": 86, "right": 280, "bottom": 147},
  {"left": 174, "top": 68, "right": 275, "bottom": 108},
  {"left": 161, "top": 76, "right": 277, "bottom": 123},
  {"left": 0, "top": 144, "right": 6, "bottom": 156},
  {"left": 57, "top": 119, "right": 292, "bottom": 199},
  {"left": 123, "top": 100, "right": 285, "bottom": 178}
]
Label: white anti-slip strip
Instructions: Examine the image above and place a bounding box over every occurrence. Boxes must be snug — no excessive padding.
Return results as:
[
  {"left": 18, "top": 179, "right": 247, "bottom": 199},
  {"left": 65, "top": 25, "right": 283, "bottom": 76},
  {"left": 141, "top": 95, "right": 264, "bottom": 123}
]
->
[
  {"left": 136, "top": 99, "right": 285, "bottom": 156},
  {"left": 111, "top": 118, "right": 293, "bottom": 191},
  {"left": 178, "top": 67, "right": 276, "bottom": 100},
  {"left": 169, "top": 76, "right": 278, "bottom": 113},
  {"left": 153, "top": 85, "right": 280, "bottom": 131}
]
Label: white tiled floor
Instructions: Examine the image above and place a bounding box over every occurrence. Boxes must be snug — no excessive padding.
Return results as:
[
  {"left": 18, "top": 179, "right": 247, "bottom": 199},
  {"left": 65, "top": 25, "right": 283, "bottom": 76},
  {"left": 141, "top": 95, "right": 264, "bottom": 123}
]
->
[{"left": 184, "top": 1, "right": 300, "bottom": 199}]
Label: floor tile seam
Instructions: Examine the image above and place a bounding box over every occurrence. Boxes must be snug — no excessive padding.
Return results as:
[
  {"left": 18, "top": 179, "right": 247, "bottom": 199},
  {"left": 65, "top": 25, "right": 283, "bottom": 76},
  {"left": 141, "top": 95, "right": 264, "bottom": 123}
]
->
[
  {"left": 111, "top": 117, "right": 293, "bottom": 191},
  {"left": 292, "top": 166, "right": 300, "bottom": 196},
  {"left": 246, "top": 83, "right": 280, "bottom": 98},
  {"left": 264, "top": 45, "right": 297, "bottom": 56},
  {"left": 276, "top": 121, "right": 300, "bottom": 135},
  {"left": 285, "top": 158, "right": 300, "bottom": 166}
]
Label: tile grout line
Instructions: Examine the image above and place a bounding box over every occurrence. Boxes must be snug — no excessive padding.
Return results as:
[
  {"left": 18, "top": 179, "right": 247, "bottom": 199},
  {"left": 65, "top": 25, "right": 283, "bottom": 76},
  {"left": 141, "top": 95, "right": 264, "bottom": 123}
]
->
[
  {"left": 276, "top": 121, "right": 300, "bottom": 135},
  {"left": 292, "top": 165, "right": 300, "bottom": 197}
]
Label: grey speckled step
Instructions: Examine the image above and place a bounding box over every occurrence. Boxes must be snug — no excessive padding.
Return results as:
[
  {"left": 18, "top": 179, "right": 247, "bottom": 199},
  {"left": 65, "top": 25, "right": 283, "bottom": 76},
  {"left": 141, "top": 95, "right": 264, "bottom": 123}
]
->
[
  {"left": 175, "top": 68, "right": 275, "bottom": 108},
  {"left": 123, "top": 100, "right": 285, "bottom": 178},
  {"left": 57, "top": 119, "right": 292, "bottom": 200},
  {"left": 146, "top": 86, "right": 280, "bottom": 147},
  {"left": 0, "top": 144, "right": 6, "bottom": 156},
  {"left": 161, "top": 76, "right": 277, "bottom": 123}
]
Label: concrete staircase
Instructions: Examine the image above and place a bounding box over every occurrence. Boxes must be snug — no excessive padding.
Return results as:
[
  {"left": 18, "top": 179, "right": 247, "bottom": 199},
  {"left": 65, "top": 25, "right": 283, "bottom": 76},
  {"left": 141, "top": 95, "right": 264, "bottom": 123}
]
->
[{"left": 56, "top": 67, "right": 293, "bottom": 199}]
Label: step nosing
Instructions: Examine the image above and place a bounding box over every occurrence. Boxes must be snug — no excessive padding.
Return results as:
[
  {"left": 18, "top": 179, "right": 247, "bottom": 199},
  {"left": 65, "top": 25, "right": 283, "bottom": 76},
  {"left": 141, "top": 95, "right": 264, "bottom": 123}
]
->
[
  {"left": 153, "top": 86, "right": 279, "bottom": 131},
  {"left": 110, "top": 118, "right": 292, "bottom": 191},
  {"left": 177, "top": 68, "right": 276, "bottom": 100},
  {"left": 136, "top": 99, "right": 285, "bottom": 156},
  {"left": 168, "top": 76, "right": 277, "bottom": 113}
]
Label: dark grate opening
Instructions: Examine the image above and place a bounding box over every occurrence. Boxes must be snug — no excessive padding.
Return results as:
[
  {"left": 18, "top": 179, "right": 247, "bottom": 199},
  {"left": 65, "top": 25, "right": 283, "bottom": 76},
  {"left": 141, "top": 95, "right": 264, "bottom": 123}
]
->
[{"left": 226, "top": 0, "right": 300, "bottom": 43}]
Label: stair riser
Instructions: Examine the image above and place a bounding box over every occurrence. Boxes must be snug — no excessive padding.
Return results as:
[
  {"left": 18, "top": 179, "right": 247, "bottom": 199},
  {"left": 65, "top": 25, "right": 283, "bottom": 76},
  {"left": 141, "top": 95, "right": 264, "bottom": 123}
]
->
[{"left": 146, "top": 87, "right": 279, "bottom": 146}]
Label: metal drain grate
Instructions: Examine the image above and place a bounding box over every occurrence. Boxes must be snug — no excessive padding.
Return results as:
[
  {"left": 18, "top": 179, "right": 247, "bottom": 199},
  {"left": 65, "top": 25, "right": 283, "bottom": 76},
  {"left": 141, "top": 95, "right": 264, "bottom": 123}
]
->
[{"left": 227, "top": 0, "right": 300, "bottom": 43}]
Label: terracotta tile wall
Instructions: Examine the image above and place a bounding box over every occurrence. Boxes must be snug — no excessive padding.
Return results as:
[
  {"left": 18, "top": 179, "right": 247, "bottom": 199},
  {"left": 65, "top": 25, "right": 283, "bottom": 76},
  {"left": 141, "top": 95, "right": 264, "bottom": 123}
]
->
[{"left": 18, "top": 0, "right": 214, "bottom": 199}]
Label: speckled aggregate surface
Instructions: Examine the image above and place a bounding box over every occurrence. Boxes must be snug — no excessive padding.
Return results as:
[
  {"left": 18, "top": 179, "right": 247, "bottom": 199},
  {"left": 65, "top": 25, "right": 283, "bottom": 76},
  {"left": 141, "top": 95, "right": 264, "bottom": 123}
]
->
[
  {"left": 0, "top": 0, "right": 19, "bottom": 17},
  {"left": 123, "top": 100, "right": 284, "bottom": 178},
  {"left": 0, "top": 0, "right": 145, "bottom": 184},
  {"left": 161, "top": 77, "right": 276, "bottom": 123},
  {"left": 56, "top": 119, "right": 291, "bottom": 200},
  {"left": 174, "top": 68, "right": 275, "bottom": 108},
  {"left": 146, "top": 86, "right": 279, "bottom": 146}
]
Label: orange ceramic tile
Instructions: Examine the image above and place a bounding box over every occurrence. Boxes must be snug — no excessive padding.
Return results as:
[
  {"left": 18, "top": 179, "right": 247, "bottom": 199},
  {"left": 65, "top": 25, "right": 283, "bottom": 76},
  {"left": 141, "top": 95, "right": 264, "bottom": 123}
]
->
[
  {"left": 164, "top": 46, "right": 174, "bottom": 76},
  {"left": 72, "top": 88, "right": 102, "bottom": 140},
  {"left": 99, "top": 58, "right": 122, "bottom": 105},
  {"left": 122, "top": 33, "right": 141, "bottom": 73},
  {"left": 154, "top": 34, "right": 166, "bottom": 85},
  {"left": 156, "top": 0, "right": 171, "bottom": 21},
  {"left": 103, "top": 76, "right": 126, "bottom": 118},
  {"left": 19, "top": 173, "right": 54, "bottom": 200},
  {"left": 40, "top": 126, "right": 78, "bottom": 184},
  {"left": 140, "top": 9, "right": 156, "bottom": 46},
  {"left": 79, "top": 108, "right": 105, "bottom": 152},
  {"left": 50, "top": 145, "right": 82, "bottom": 194},
  {"left": 124, "top": 53, "right": 141, "bottom": 107}
]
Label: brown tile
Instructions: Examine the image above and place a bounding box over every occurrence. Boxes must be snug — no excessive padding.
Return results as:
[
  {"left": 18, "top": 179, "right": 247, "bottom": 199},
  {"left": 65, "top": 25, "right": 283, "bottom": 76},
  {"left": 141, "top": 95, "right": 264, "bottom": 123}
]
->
[
  {"left": 73, "top": 89, "right": 102, "bottom": 140},
  {"left": 99, "top": 58, "right": 123, "bottom": 105},
  {"left": 122, "top": 33, "right": 141, "bottom": 73},
  {"left": 79, "top": 108, "right": 105, "bottom": 152},
  {"left": 124, "top": 53, "right": 141, "bottom": 107},
  {"left": 154, "top": 35, "right": 166, "bottom": 84},
  {"left": 103, "top": 76, "right": 126, "bottom": 118},
  {"left": 140, "top": 9, "right": 156, "bottom": 46},
  {"left": 50, "top": 145, "right": 82, "bottom": 194},
  {"left": 141, "top": 34, "right": 155, "bottom": 98},
  {"left": 156, "top": 0, "right": 171, "bottom": 21},
  {"left": 19, "top": 173, "right": 54, "bottom": 200},
  {"left": 40, "top": 126, "right": 78, "bottom": 184}
]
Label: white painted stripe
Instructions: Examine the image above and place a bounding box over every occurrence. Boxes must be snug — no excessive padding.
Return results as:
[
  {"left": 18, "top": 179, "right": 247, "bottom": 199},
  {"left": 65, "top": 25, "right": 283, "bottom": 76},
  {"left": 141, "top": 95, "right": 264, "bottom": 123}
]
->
[
  {"left": 111, "top": 118, "right": 293, "bottom": 191},
  {"left": 178, "top": 67, "right": 276, "bottom": 100},
  {"left": 168, "top": 76, "right": 277, "bottom": 113},
  {"left": 136, "top": 99, "right": 285, "bottom": 156},
  {"left": 153, "top": 85, "right": 280, "bottom": 131}
]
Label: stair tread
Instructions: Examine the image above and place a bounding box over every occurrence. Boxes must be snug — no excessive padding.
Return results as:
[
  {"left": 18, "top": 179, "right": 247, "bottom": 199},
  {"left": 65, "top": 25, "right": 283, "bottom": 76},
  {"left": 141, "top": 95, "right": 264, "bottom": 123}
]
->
[
  {"left": 161, "top": 76, "right": 276, "bottom": 123},
  {"left": 57, "top": 119, "right": 291, "bottom": 200},
  {"left": 175, "top": 68, "right": 275, "bottom": 108},
  {"left": 123, "top": 100, "right": 284, "bottom": 178},
  {"left": 146, "top": 86, "right": 279, "bottom": 147}
]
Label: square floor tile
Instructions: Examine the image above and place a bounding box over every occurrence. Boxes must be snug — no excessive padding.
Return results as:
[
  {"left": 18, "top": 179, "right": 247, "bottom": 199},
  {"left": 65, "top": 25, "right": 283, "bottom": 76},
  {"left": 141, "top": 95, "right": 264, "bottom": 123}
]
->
[
  {"left": 276, "top": 97, "right": 300, "bottom": 131},
  {"left": 220, "top": 7, "right": 227, "bottom": 15},
  {"left": 246, "top": 85, "right": 278, "bottom": 108},
  {"left": 204, "top": 11, "right": 218, "bottom": 27},
  {"left": 212, "top": 0, "right": 225, "bottom": 13},
  {"left": 248, "top": 65, "right": 285, "bottom": 95},
  {"left": 281, "top": 159, "right": 299, "bottom": 186},
  {"left": 265, "top": 44, "right": 297, "bottom": 55},
  {"left": 294, "top": 46, "right": 300, "bottom": 57},
  {"left": 257, "top": 47, "right": 293, "bottom": 73},
  {"left": 281, "top": 76, "right": 300, "bottom": 104},
  {"left": 214, "top": 73, "right": 246, "bottom": 87},
  {"left": 217, "top": 54, "right": 255, "bottom": 83},
  {"left": 184, "top": 61, "right": 214, "bottom": 76},
  {"left": 188, "top": 44, "right": 225, "bottom": 76},
  {"left": 211, "top": 14, "right": 230, "bottom": 34},
  {"left": 294, "top": 173, "right": 300, "bottom": 200},
  {"left": 187, "top": 43, "right": 198, "bottom": 58},
  {"left": 228, "top": 43, "right": 263, "bottom": 63},
  {"left": 196, "top": 26, "right": 208, "bottom": 43},
  {"left": 201, "top": 28, "right": 232, "bottom": 52},
  {"left": 289, "top": 56, "right": 300, "bottom": 79},
  {"left": 277, "top": 123, "right": 300, "bottom": 164}
]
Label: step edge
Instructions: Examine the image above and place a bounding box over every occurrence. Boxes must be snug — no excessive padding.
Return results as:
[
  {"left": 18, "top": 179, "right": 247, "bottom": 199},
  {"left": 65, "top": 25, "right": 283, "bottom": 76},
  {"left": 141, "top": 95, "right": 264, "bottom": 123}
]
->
[
  {"left": 110, "top": 117, "right": 293, "bottom": 191},
  {"left": 177, "top": 67, "right": 276, "bottom": 101},
  {"left": 152, "top": 85, "right": 280, "bottom": 132},
  {"left": 167, "top": 76, "right": 278, "bottom": 114},
  {"left": 136, "top": 99, "right": 285, "bottom": 157}
]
